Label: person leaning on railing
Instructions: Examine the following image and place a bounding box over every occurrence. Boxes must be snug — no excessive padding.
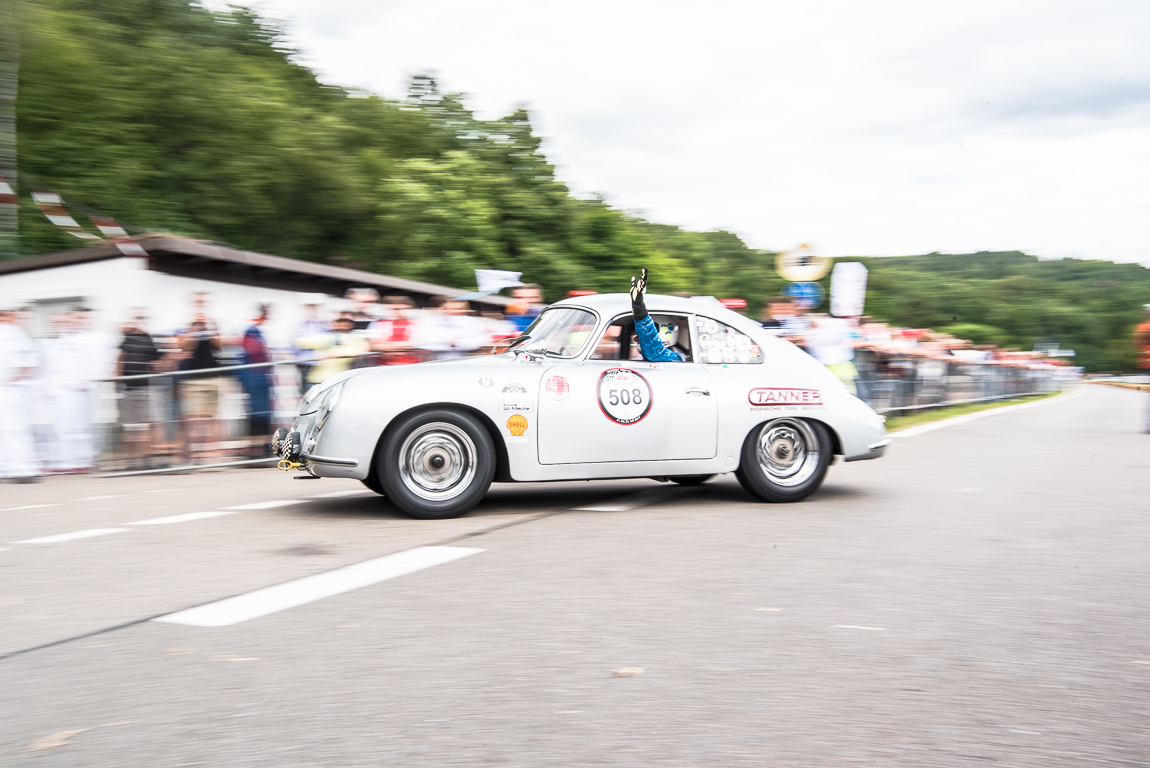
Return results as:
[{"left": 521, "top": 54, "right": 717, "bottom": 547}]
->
[{"left": 295, "top": 312, "right": 371, "bottom": 387}]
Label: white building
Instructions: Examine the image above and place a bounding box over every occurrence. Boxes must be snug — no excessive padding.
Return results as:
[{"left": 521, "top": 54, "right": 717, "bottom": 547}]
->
[{"left": 0, "top": 234, "right": 509, "bottom": 348}]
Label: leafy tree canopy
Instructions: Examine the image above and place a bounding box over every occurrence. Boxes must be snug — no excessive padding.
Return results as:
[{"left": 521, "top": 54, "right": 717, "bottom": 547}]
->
[{"left": 10, "top": 1, "right": 1150, "bottom": 370}]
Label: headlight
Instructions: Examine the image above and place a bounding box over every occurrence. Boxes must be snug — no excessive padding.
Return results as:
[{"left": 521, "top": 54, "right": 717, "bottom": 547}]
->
[{"left": 314, "top": 381, "right": 345, "bottom": 432}]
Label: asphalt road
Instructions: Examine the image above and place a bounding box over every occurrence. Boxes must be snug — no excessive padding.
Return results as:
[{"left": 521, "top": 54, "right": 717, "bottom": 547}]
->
[{"left": 2, "top": 384, "right": 1148, "bottom": 767}]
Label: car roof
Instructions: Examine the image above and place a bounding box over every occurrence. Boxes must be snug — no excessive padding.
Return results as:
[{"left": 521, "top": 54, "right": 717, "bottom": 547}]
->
[{"left": 552, "top": 292, "right": 760, "bottom": 333}]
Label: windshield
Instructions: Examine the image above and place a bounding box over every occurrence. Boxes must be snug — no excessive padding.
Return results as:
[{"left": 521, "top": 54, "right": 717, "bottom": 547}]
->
[{"left": 508, "top": 308, "right": 598, "bottom": 358}]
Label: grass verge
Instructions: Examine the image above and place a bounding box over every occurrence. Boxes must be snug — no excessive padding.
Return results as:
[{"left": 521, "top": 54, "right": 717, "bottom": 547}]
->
[{"left": 884, "top": 391, "right": 1061, "bottom": 433}]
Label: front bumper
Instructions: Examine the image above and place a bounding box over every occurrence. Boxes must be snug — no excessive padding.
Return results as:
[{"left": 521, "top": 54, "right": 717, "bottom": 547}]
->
[{"left": 272, "top": 427, "right": 358, "bottom": 469}]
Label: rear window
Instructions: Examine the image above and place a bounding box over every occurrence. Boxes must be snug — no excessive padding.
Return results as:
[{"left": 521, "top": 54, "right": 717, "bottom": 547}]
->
[{"left": 695, "top": 316, "right": 764, "bottom": 364}]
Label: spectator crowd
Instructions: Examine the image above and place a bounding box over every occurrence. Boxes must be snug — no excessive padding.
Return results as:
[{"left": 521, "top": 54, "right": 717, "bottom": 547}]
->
[
  {"left": 0, "top": 284, "right": 545, "bottom": 480},
  {"left": 0, "top": 281, "right": 1077, "bottom": 482}
]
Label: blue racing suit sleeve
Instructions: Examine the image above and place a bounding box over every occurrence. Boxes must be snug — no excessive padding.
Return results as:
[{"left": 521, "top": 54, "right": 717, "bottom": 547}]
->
[{"left": 634, "top": 315, "right": 685, "bottom": 362}]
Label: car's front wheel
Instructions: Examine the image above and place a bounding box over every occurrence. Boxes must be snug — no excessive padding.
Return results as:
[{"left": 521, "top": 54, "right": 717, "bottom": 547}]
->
[
  {"left": 360, "top": 471, "right": 385, "bottom": 496},
  {"left": 735, "top": 418, "right": 832, "bottom": 503},
  {"left": 377, "top": 409, "right": 495, "bottom": 519}
]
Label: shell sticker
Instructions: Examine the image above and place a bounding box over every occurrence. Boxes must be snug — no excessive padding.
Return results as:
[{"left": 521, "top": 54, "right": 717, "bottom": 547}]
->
[
  {"left": 506, "top": 414, "right": 529, "bottom": 442},
  {"left": 597, "top": 368, "right": 653, "bottom": 425}
]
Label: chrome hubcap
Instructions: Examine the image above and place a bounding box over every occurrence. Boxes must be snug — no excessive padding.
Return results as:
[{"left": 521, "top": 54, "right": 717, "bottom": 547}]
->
[
  {"left": 755, "top": 418, "right": 819, "bottom": 487},
  {"left": 399, "top": 422, "right": 477, "bottom": 501}
]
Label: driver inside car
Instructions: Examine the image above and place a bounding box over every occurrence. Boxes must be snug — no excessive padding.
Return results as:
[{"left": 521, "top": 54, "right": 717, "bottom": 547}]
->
[{"left": 630, "top": 267, "right": 686, "bottom": 362}]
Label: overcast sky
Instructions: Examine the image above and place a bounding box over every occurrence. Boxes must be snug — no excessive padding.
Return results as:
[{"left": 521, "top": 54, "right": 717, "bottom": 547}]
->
[{"left": 218, "top": 0, "right": 1150, "bottom": 265}]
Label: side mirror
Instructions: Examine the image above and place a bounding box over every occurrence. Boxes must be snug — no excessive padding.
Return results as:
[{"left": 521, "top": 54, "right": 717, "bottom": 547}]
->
[{"left": 513, "top": 340, "right": 549, "bottom": 362}]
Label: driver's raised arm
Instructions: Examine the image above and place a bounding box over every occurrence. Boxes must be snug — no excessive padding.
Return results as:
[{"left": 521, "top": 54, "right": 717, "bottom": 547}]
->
[{"left": 630, "top": 267, "right": 684, "bottom": 362}]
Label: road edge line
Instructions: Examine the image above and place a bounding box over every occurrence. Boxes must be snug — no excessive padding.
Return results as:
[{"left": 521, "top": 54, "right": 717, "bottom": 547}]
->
[{"left": 889, "top": 388, "right": 1078, "bottom": 439}]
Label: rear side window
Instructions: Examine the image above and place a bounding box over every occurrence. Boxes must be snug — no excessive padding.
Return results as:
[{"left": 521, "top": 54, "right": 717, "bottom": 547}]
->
[{"left": 695, "top": 316, "right": 764, "bottom": 364}]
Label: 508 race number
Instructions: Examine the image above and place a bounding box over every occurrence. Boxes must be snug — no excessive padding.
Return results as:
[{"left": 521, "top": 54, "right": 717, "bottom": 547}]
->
[{"left": 597, "top": 368, "right": 653, "bottom": 425}]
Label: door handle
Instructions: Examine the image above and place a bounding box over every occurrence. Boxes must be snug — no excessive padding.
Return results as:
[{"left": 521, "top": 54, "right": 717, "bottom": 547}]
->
[{"left": 686, "top": 386, "right": 711, "bottom": 396}]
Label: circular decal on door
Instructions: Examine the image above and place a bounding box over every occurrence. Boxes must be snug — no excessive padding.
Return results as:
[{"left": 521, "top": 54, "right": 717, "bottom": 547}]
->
[{"left": 597, "top": 368, "right": 653, "bottom": 425}]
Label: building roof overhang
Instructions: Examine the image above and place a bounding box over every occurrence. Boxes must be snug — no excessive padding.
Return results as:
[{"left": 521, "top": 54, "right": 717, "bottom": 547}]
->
[{"left": 0, "top": 235, "right": 512, "bottom": 307}]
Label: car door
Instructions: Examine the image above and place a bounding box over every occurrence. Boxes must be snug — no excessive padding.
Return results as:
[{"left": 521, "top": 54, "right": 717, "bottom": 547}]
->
[{"left": 536, "top": 316, "right": 717, "bottom": 465}]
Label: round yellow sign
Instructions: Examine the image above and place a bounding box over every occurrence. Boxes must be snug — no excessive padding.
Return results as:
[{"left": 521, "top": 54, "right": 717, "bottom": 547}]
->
[{"left": 776, "top": 244, "right": 832, "bottom": 282}]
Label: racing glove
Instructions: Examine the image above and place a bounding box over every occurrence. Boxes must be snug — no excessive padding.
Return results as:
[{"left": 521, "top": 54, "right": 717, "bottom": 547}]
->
[{"left": 630, "top": 267, "right": 649, "bottom": 322}]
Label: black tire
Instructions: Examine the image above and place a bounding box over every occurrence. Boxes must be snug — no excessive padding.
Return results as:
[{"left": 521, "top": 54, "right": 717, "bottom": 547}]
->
[
  {"left": 377, "top": 408, "right": 495, "bottom": 519},
  {"left": 670, "top": 474, "right": 715, "bottom": 486},
  {"left": 360, "top": 471, "right": 385, "bottom": 496},
  {"left": 735, "top": 418, "right": 832, "bottom": 503}
]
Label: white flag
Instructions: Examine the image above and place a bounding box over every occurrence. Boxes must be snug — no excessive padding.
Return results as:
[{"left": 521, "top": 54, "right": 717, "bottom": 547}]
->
[{"left": 475, "top": 269, "right": 523, "bottom": 294}]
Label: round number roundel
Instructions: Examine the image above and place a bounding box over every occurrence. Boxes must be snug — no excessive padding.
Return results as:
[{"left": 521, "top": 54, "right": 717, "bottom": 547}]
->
[{"left": 597, "top": 368, "right": 653, "bottom": 425}]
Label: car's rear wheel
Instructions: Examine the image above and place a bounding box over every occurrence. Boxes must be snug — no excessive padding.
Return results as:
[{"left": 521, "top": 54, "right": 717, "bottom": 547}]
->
[
  {"left": 377, "top": 409, "right": 495, "bottom": 519},
  {"left": 670, "top": 474, "right": 715, "bottom": 486},
  {"left": 735, "top": 418, "right": 831, "bottom": 503}
]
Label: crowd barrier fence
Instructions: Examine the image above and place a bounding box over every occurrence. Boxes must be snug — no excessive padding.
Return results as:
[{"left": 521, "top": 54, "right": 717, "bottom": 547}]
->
[{"left": 84, "top": 348, "right": 1066, "bottom": 474}]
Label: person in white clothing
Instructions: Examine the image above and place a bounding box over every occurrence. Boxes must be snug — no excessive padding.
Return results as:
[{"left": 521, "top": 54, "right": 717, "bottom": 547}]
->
[
  {"left": 43, "top": 309, "right": 114, "bottom": 472},
  {"left": 0, "top": 305, "right": 41, "bottom": 482},
  {"left": 411, "top": 298, "right": 491, "bottom": 360}
]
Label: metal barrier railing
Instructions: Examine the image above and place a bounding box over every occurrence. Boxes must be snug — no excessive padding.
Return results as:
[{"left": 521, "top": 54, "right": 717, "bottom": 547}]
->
[
  {"left": 855, "top": 352, "right": 1063, "bottom": 415},
  {"left": 90, "top": 352, "right": 382, "bottom": 475},
  {"left": 77, "top": 348, "right": 1066, "bottom": 475}
]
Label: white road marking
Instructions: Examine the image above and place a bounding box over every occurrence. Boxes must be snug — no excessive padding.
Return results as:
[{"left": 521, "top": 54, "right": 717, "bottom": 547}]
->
[
  {"left": 831, "top": 625, "right": 888, "bottom": 631},
  {"left": 127, "top": 511, "right": 239, "bottom": 526},
  {"left": 0, "top": 547, "right": 10, "bottom": 552},
  {"left": 891, "top": 390, "right": 1077, "bottom": 439},
  {"left": 571, "top": 488, "right": 677, "bottom": 513},
  {"left": 756, "top": 607, "right": 783, "bottom": 612},
  {"left": 1, "top": 504, "right": 60, "bottom": 512},
  {"left": 1131, "top": 660, "right": 1150, "bottom": 665},
  {"left": 308, "top": 489, "right": 372, "bottom": 499},
  {"left": 74, "top": 495, "right": 124, "bottom": 502},
  {"left": 15, "top": 528, "right": 128, "bottom": 544},
  {"left": 153, "top": 546, "right": 484, "bottom": 627},
  {"left": 222, "top": 500, "right": 308, "bottom": 510}
]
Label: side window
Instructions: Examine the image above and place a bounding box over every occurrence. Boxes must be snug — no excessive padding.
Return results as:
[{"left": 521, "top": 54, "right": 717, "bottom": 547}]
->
[
  {"left": 589, "top": 314, "right": 693, "bottom": 362},
  {"left": 590, "top": 318, "right": 631, "bottom": 360},
  {"left": 695, "top": 316, "right": 764, "bottom": 364}
]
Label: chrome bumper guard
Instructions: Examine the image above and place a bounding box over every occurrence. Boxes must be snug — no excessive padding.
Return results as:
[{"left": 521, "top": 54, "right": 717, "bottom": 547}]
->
[
  {"left": 300, "top": 451, "right": 358, "bottom": 468},
  {"left": 844, "top": 438, "right": 892, "bottom": 463}
]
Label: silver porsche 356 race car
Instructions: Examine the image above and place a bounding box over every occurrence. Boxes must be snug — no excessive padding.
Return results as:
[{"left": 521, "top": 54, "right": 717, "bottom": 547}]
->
[{"left": 272, "top": 293, "right": 889, "bottom": 519}]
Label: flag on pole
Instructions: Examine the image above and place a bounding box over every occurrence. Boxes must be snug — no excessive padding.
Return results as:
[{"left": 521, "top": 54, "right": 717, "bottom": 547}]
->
[
  {"left": 475, "top": 269, "right": 524, "bottom": 294},
  {"left": 31, "top": 191, "right": 102, "bottom": 240},
  {"left": 90, "top": 215, "right": 148, "bottom": 257}
]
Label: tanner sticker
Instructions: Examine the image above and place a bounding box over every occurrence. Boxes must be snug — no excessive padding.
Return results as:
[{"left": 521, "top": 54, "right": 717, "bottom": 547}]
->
[
  {"left": 748, "top": 388, "right": 823, "bottom": 409},
  {"left": 502, "top": 382, "right": 527, "bottom": 394},
  {"left": 597, "top": 368, "right": 653, "bottom": 425},
  {"left": 505, "top": 414, "right": 529, "bottom": 442},
  {"left": 545, "top": 375, "right": 570, "bottom": 401}
]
